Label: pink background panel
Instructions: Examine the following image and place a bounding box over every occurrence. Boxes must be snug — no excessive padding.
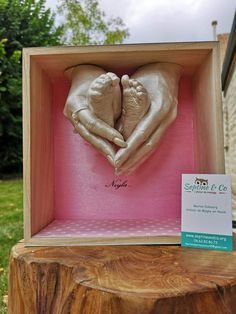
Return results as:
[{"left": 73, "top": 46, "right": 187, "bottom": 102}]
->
[{"left": 53, "top": 76, "right": 194, "bottom": 220}]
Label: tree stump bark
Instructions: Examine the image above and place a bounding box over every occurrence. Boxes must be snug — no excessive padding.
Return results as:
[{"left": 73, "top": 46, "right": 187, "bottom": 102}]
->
[{"left": 8, "top": 241, "right": 236, "bottom": 314}]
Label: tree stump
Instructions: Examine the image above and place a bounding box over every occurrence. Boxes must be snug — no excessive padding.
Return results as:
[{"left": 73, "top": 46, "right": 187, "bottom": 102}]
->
[{"left": 8, "top": 241, "right": 236, "bottom": 314}]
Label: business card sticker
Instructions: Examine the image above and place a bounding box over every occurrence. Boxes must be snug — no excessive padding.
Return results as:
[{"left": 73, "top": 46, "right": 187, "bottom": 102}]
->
[{"left": 181, "top": 174, "right": 233, "bottom": 251}]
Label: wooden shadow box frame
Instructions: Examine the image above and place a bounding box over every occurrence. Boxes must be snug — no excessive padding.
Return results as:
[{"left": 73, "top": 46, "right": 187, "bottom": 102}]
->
[{"left": 23, "top": 42, "right": 224, "bottom": 246}]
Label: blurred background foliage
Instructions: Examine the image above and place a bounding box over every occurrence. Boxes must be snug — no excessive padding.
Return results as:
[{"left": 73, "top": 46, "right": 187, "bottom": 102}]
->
[{"left": 0, "top": 0, "right": 129, "bottom": 177}]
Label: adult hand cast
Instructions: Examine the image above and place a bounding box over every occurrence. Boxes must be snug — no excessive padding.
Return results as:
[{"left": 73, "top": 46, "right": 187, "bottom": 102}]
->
[
  {"left": 64, "top": 65, "right": 126, "bottom": 166},
  {"left": 114, "top": 63, "right": 182, "bottom": 175}
]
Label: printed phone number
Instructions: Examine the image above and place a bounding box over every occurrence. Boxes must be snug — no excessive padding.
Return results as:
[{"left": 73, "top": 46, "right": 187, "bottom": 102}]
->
[{"left": 185, "top": 234, "right": 227, "bottom": 245}]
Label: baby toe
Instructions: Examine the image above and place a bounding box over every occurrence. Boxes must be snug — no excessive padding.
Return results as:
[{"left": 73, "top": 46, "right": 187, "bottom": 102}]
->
[
  {"left": 99, "top": 74, "right": 107, "bottom": 79},
  {"left": 137, "top": 91, "right": 145, "bottom": 98},
  {"left": 89, "top": 89, "right": 102, "bottom": 97},
  {"left": 107, "top": 72, "right": 120, "bottom": 85},
  {"left": 131, "top": 80, "right": 139, "bottom": 88},
  {"left": 99, "top": 75, "right": 113, "bottom": 90},
  {"left": 92, "top": 81, "right": 104, "bottom": 91},
  {"left": 136, "top": 85, "right": 146, "bottom": 92},
  {"left": 121, "top": 75, "right": 130, "bottom": 89}
]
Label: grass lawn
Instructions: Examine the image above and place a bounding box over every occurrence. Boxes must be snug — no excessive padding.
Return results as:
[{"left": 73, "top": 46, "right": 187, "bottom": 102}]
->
[{"left": 0, "top": 179, "right": 23, "bottom": 314}]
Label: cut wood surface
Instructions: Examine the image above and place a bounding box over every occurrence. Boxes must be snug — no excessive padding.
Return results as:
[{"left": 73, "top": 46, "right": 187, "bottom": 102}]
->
[{"left": 8, "top": 240, "right": 236, "bottom": 314}]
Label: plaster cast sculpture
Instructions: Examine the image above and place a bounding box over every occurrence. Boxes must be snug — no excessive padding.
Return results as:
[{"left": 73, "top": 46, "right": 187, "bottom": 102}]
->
[
  {"left": 64, "top": 63, "right": 182, "bottom": 174},
  {"left": 115, "top": 63, "right": 182, "bottom": 175},
  {"left": 117, "top": 75, "right": 150, "bottom": 140},
  {"left": 64, "top": 65, "right": 126, "bottom": 166}
]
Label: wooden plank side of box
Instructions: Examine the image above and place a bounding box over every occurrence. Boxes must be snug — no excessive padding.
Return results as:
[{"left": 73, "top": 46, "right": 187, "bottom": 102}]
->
[
  {"left": 193, "top": 42, "right": 225, "bottom": 173},
  {"left": 23, "top": 50, "right": 54, "bottom": 243},
  {"left": 24, "top": 42, "right": 214, "bottom": 79},
  {"left": 24, "top": 235, "right": 181, "bottom": 247}
]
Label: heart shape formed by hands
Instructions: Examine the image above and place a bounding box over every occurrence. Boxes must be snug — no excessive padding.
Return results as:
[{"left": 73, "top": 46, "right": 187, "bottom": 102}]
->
[{"left": 64, "top": 63, "right": 182, "bottom": 175}]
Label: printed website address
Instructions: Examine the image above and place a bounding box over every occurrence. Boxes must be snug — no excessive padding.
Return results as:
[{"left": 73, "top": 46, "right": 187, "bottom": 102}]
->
[{"left": 181, "top": 232, "right": 232, "bottom": 251}]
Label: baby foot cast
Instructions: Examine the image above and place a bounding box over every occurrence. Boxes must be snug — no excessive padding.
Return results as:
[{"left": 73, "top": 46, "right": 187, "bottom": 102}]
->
[{"left": 118, "top": 74, "right": 150, "bottom": 140}]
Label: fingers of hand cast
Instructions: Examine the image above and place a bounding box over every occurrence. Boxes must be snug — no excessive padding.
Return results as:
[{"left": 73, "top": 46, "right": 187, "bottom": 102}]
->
[
  {"left": 115, "top": 103, "right": 178, "bottom": 174},
  {"left": 114, "top": 104, "right": 168, "bottom": 168},
  {"left": 77, "top": 110, "right": 126, "bottom": 147},
  {"left": 74, "top": 122, "right": 116, "bottom": 166}
]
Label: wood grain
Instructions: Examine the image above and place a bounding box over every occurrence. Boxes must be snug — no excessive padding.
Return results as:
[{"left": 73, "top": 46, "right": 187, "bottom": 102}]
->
[
  {"left": 25, "top": 55, "right": 55, "bottom": 238},
  {"left": 193, "top": 42, "right": 225, "bottom": 174},
  {"left": 22, "top": 48, "right": 31, "bottom": 242},
  {"left": 24, "top": 42, "right": 215, "bottom": 79},
  {"left": 8, "top": 241, "right": 236, "bottom": 314},
  {"left": 25, "top": 234, "right": 180, "bottom": 247}
]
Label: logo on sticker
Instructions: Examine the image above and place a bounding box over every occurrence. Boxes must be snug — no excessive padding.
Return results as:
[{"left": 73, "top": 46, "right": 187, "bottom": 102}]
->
[{"left": 184, "top": 177, "right": 228, "bottom": 194}]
